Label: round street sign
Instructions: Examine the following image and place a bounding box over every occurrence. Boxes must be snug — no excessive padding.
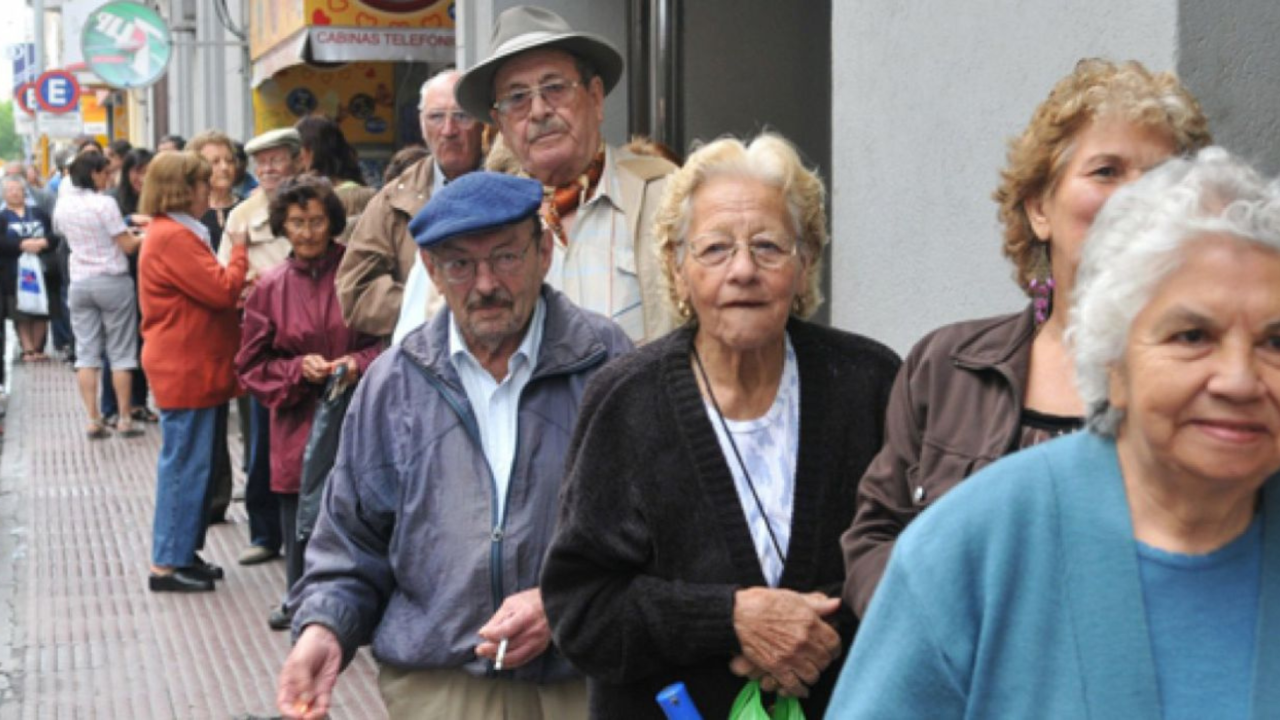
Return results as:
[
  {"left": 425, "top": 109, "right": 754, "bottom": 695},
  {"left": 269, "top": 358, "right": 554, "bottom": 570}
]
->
[
  {"left": 82, "top": 2, "right": 172, "bottom": 89},
  {"left": 15, "top": 82, "right": 36, "bottom": 116},
  {"left": 34, "top": 70, "right": 82, "bottom": 113}
]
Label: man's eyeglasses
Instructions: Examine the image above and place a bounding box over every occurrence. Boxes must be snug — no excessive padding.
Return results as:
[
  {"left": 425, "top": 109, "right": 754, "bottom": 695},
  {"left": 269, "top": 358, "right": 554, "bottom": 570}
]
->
[
  {"left": 255, "top": 154, "right": 294, "bottom": 170},
  {"left": 284, "top": 217, "right": 329, "bottom": 234},
  {"left": 685, "top": 234, "right": 799, "bottom": 270},
  {"left": 493, "top": 80, "right": 582, "bottom": 118},
  {"left": 422, "top": 110, "right": 477, "bottom": 129},
  {"left": 434, "top": 237, "right": 537, "bottom": 284}
]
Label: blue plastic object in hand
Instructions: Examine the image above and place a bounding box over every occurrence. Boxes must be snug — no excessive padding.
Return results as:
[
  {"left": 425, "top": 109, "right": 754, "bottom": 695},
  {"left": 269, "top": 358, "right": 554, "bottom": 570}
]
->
[{"left": 656, "top": 682, "right": 704, "bottom": 720}]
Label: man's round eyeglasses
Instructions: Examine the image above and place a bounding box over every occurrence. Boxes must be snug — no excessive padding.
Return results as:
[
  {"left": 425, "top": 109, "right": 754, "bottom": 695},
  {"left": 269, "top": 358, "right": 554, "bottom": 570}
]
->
[
  {"left": 423, "top": 110, "right": 477, "bottom": 129},
  {"left": 493, "top": 80, "right": 582, "bottom": 119},
  {"left": 435, "top": 237, "right": 537, "bottom": 284},
  {"left": 684, "top": 234, "right": 799, "bottom": 270}
]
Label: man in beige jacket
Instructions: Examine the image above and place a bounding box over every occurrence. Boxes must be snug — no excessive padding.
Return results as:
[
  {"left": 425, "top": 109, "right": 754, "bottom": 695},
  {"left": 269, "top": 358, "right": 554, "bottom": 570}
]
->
[
  {"left": 455, "top": 6, "right": 678, "bottom": 342},
  {"left": 335, "top": 69, "right": 484, "bottom": 338}
]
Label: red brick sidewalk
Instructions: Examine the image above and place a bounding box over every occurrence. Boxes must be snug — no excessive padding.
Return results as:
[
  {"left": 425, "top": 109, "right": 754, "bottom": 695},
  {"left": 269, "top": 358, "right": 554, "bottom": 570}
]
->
[{"left": 0, "top": 358, "right": 387, "bottom": 719}]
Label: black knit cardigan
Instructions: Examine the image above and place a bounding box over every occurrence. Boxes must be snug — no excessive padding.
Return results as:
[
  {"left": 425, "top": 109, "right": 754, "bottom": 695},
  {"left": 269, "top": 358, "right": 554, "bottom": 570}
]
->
[{"left": 542, "top": 318, "right": 901, "bottom": 719}]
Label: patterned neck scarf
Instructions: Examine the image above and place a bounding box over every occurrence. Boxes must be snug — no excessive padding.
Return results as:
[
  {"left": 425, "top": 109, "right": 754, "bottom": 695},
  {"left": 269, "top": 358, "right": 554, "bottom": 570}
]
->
[{"left": 541, "top": 147, "right": 605, "bottom": 245}]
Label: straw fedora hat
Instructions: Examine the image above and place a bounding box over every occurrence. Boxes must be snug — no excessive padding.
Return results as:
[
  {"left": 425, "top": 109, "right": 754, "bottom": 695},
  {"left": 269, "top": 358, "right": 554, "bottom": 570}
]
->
[{"left": 455, "top": 5, "right": 624, "bottom": 120}]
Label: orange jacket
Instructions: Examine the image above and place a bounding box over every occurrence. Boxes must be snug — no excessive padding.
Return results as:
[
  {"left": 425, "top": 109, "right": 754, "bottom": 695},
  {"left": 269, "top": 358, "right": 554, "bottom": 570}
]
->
[{"left": 139, "top": 214, "right": 249, "bottom": 410}]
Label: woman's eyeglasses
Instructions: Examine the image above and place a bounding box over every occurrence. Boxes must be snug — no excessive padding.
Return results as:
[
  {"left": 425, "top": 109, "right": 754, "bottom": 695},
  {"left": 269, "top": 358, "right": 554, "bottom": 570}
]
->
[{"left": 685, "top": 234, "right": 799, "bottom": 270}]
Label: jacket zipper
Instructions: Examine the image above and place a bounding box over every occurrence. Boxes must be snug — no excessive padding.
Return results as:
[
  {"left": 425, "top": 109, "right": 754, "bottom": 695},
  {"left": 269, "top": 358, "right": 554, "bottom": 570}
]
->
[
  {"left": 407, "top": 341, "right": 609, "bottom": 667},
  {"left": 487, "top": 346, "right": 609, "bottom": 608}
]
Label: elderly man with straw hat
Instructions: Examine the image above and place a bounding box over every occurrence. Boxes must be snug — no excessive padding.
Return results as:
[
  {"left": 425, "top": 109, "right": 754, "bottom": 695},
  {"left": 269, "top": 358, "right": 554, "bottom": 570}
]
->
[{"left": 455, "top": 5, "right": 678, "bottom": 343}]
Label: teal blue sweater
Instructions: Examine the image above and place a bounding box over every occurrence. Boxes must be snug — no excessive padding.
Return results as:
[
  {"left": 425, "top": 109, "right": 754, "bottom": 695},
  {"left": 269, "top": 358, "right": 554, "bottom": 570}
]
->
[{"left": 826, "top": 432, "right": 1280, "bottom": 719}]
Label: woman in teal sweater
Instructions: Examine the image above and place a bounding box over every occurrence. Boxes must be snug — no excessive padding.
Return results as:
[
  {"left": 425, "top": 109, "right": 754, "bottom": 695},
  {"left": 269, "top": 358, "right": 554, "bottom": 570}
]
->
[{"left": 827, "top": 149, "right": 1280, "bottom": 719}]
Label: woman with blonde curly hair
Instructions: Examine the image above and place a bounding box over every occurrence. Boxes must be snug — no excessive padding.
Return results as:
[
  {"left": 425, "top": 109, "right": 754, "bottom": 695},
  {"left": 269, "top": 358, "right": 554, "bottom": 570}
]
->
[
  {"left": 541, "top": 132, "right": 901, "bottom": 716},
  {"left": 840, "top": 58, "right": 1213, "bottom": 617}
]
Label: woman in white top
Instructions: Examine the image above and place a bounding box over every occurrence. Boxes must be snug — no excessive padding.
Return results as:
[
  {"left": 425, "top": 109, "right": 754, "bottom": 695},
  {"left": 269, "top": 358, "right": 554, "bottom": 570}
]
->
[{"left": 52, "top": 151, "right": 144, "bottom": 438}]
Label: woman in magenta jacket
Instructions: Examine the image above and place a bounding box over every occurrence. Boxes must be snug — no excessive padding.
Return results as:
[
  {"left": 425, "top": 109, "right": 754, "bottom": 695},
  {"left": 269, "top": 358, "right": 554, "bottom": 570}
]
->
[{"left": 235, "top": 175, "right": 381, "bottom": 629}]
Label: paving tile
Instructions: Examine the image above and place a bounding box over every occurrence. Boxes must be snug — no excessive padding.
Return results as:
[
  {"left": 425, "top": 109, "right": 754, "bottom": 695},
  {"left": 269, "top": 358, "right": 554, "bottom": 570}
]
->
[{"left": 0, "top": 360, "right": 387, "bottom": 718}]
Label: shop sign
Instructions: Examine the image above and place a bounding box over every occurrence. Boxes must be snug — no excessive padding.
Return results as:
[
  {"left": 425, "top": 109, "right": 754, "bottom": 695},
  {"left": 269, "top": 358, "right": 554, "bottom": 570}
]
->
[
  {"left": 81, "top": 1, "right": 172, "bottom": 89},
  {"left": 309, "top": 27, "right": 454, "bottom": 63}
]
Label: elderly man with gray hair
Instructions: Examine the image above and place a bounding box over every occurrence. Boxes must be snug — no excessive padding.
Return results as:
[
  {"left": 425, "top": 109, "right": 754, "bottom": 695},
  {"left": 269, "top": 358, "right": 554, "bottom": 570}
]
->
[
  {"left": 336, "top": 69, "right": 485, "bottom": 338},
  {"left": 455, "top": 5, "right": 678, "bottom": 342},
  {"left": 277, "top": 171, "right": 631, "bottom": 719}
]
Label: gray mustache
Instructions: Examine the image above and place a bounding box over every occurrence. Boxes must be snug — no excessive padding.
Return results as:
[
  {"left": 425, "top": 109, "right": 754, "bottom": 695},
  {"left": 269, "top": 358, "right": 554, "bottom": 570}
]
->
[{"left": 526, "top": 117, "right": 568, "bottom": 143}]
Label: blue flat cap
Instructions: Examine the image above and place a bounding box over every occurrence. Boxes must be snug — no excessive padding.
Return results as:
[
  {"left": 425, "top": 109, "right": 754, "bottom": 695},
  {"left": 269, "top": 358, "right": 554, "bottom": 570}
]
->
[{"left": 410, "top": 172, "right": 544, "bottom": 248}]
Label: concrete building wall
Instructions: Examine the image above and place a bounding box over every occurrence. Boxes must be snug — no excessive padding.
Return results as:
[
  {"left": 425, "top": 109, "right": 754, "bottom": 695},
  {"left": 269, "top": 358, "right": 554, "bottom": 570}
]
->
[
  {"left": 1178, "top": 0, "right": 1280, "bottom": 176},
  {"left": 829, "top": 3, "right": 1179, "bottom": 354},
  {"left": 164, "top": 0, "right": 252, "bottom": 143},
  {"left": 457, "top": 0, "right": 629, "bottom": 145}
]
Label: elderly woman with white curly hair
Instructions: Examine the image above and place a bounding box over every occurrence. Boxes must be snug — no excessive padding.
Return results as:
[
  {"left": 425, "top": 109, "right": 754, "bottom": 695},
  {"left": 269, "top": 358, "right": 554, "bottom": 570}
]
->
[
  {"left": 540, "top": 133, "right": 901, "bottom": 719},
  {"left": 825, "top": 147, "right": 1280, "bottom": 719}
]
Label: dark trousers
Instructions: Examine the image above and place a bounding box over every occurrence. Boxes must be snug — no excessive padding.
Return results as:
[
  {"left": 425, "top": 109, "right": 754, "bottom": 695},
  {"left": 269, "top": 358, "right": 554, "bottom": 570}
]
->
[
  {"left": 99, "top": 353, "right": 150, "bottom": 417},
  {"left": 51, "top": 277, "right": 72, "bottom": 352},
  {"left": 278, "top": 492, "right": 305, "bottom": 592},
  {"left": 245, "top": 396, "right": 281, "bottom": 551},
  {"left": 207, "top": 401, "right": 233, "bottom": 521}
]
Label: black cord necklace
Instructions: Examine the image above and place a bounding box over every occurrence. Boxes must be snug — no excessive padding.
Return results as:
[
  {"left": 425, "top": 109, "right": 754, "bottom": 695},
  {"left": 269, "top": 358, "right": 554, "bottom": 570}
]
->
[{"left": 691, "top": 344, "right": 786, "bottom": 573}]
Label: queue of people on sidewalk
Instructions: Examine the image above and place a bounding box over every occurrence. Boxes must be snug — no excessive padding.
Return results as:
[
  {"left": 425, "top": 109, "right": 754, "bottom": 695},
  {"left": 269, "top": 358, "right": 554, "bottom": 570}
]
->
[
  {"left": 8, "top": 5, "right": 1280, "bottom": 719},
  {"left": 269, "top": 8, "right": 1276, "bottom": 720}
]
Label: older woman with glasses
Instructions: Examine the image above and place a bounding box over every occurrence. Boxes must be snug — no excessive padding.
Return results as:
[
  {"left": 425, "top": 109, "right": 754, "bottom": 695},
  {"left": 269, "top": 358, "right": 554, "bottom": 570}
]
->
[
  {"left": 236, "top": 175, "right": 381, "bottom": 630},
  {"left": 540, "top": 133, "right": 901, "bottom": 718},
  {"left": 827, "top": 148, "right": 1280, "bottom": 718}
]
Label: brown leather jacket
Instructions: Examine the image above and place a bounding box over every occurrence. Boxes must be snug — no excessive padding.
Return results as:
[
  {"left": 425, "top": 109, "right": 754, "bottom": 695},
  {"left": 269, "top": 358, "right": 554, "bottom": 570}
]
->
[
  {"left": 334, "top": 157, "right": 435, "bottom": 338},
  {"left": 841, "top": 306, "right": 1036, "bottom": 616}
]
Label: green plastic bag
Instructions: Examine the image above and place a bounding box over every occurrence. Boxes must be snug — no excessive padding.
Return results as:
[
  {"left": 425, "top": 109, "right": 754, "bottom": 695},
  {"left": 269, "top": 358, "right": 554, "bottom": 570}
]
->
[{"left": 728, "top": 680, "right": 805, "bottom": 720}]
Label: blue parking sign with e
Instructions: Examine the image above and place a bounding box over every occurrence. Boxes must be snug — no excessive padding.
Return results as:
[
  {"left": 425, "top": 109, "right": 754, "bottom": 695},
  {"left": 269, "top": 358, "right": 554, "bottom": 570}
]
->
[{"left": 36, "top": 71, "right": 80, "bottom": 113}]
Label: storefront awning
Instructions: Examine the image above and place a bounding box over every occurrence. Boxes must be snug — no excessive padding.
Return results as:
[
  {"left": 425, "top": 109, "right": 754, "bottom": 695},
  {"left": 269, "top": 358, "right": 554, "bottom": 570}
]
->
[{"left": 251, "top": 25, "right": 455, "bottom": 87}]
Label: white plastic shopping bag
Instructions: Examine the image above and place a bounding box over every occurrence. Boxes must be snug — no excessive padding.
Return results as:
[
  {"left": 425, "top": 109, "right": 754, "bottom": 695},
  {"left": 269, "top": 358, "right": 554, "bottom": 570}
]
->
[{"left": 16, "top": 252, "right": 48, "bottom": 316}]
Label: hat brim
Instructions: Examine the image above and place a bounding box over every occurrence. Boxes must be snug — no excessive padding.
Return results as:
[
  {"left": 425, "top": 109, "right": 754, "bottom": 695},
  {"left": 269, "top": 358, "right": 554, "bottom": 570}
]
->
[{"left": 455, "top": 32, "right": 623, "bottom": 121}]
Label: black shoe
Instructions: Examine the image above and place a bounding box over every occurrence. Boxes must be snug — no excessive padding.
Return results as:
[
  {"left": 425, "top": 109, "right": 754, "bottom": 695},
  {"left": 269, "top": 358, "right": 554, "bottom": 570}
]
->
[
  {"left": 184, "top": 553, "right": 224, "bottom": 581},
  {"left": 267, "top": 605, "right": 292, "bottom": 631},
  {"left": 148, "top": 568, "right": 215, "bottom": 593}
]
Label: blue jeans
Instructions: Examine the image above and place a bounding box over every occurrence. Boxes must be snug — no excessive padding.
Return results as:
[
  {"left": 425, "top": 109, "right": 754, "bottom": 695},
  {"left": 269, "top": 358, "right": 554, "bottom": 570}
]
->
[
  {"left": 152, "top": 406, "right": 223, "bottom": 567},
  {"left": 246, "top": 396, "right": 281, "bottom": 551}
]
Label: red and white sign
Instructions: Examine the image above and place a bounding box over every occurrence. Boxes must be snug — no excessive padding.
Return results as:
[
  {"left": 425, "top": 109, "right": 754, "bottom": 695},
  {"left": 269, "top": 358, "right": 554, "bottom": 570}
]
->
[
  {"left": 15, "top": 81, "right": 37, "bottom": 116},
  {"left": 35, "top": 70, "right": 81, "bottom": 114}
]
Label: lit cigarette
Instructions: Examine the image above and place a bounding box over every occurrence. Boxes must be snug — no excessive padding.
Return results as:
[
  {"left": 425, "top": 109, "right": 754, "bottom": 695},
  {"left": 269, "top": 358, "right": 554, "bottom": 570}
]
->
[{"left": 495, "top": 637, "right": 509, "bottom": 670}]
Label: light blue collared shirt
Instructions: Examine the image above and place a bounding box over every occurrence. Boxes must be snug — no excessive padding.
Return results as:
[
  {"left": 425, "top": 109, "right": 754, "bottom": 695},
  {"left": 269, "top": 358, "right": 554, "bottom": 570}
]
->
[{"left": 448, "top": 297, "right": 546, "bottom": 524}]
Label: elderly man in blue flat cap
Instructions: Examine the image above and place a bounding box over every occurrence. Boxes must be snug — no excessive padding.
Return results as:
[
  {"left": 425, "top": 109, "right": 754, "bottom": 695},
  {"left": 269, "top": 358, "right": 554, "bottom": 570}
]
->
[{"left": 275, "top": 172, "right": 632, "bottom": 720}]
